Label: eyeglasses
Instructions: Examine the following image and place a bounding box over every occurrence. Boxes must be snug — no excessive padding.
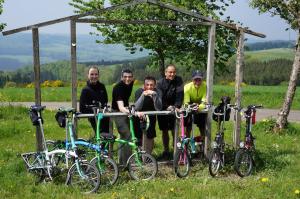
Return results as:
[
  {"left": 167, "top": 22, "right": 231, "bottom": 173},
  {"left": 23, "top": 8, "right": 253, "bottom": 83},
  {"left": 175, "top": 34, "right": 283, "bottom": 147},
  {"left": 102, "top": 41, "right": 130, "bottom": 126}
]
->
[{"left": 193, "top": 78, "right": 202, "bottom": 82}]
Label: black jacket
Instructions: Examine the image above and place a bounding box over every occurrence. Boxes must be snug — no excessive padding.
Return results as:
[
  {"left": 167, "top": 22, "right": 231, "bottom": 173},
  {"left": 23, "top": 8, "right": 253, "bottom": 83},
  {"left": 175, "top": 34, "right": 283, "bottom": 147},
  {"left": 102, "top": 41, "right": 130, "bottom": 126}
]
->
[
  {"left": 156, "top": 76, "right": 184, "bottom": 109},
  {"left": 79, "top": 81, "right": 108, "bottom": 113}
]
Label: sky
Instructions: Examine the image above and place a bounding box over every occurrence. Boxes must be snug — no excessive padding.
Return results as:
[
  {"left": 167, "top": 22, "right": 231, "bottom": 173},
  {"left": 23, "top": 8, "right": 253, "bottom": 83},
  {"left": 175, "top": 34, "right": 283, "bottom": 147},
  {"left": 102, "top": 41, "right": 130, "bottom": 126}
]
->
[{"left": 0, "top": 0, "right": 297, "bottom": 41}]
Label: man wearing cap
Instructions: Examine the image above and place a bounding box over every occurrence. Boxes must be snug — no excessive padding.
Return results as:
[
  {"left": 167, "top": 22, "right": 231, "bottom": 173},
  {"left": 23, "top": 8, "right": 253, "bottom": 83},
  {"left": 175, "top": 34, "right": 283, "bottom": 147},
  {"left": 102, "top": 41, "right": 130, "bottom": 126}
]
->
[{"left": 184, "top": 70, "right": 207, "bottom": 137}]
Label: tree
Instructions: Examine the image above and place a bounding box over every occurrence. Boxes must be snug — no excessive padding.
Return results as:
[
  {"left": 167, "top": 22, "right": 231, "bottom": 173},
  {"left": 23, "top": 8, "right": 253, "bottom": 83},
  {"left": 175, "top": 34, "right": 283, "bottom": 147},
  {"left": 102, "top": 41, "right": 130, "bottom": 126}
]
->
[
  {"left": 0, "top": 0, "right": 5, "bottom": 31},
  {"left": 250, "top": 0, "right": 300, "bottom": 130},
  {"left": 70, "top": 0, "right": 237, "bottom": 77}
]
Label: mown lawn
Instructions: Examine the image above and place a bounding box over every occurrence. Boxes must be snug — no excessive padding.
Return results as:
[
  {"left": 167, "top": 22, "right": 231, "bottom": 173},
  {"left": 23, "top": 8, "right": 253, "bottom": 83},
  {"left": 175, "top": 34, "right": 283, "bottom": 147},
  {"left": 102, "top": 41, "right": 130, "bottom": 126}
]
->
[
  {"left": 1, "top": 85, "right": 300, "bottom": 109},
  {"left": 1, "top": 106, "right": 300, "bottom": 198}
]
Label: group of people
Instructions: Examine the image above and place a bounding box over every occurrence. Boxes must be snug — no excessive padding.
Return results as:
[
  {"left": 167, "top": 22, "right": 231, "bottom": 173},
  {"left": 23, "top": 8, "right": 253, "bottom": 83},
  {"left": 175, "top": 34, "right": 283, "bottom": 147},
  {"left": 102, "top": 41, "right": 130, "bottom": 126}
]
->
[{"left": 79, "top": 64, "right": 207, "bottom": 165}]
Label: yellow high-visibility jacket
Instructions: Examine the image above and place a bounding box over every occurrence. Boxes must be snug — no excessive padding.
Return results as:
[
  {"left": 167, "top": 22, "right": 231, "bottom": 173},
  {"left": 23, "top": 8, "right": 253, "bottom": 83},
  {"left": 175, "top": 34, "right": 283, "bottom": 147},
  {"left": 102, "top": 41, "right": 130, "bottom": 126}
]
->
[{"left": 183, "top": 81, "right": 207, "bottom": 110}]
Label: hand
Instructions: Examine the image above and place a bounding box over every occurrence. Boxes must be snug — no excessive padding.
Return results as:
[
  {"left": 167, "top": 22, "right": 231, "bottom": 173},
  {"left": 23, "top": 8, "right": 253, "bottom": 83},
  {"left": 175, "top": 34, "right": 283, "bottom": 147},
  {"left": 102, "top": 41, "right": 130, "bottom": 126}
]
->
[
  {"left": 166, "top": 106, "right": 175, "bottom": 111},
  {"left": 143, "top": 90, "right": 155, "bottom": 96},
  {"left": 135, "top": 111, "right": 144, "bottom": 119}
]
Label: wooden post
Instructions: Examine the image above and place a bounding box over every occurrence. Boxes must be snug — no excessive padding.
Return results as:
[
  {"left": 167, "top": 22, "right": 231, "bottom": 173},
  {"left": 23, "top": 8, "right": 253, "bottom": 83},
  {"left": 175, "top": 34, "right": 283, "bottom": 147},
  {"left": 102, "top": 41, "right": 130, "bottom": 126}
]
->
[
  {"left": 71, "top": 20, "right": 78, "bottom": 138},
  {"left": 205, "top": 23, "right": 216, "bottom": 157},
  {"left": 234, "top": 30, "right": 245, "bottom": 148},
  {"left": 70, "top": 20, "right": 77, "bottom": 110},
  {"left": 32, "top": 27, "right": 43, "bottom": 151}
]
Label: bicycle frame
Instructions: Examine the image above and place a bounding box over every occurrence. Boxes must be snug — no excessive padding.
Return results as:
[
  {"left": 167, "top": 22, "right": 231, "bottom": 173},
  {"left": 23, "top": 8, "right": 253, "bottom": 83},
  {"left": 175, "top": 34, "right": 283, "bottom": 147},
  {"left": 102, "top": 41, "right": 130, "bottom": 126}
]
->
[
  {"left": 22, "top": 107, "right": 75, "bottom": 180},
  {"left": 239, "top": 105, "right": 263, "bottom": 150}
]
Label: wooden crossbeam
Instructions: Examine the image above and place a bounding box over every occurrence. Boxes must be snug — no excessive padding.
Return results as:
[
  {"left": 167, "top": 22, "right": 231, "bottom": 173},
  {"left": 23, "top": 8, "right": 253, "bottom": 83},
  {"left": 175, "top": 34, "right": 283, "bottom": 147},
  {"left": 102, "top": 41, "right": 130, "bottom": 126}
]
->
[
  {"left": 2, "top": 0, "right": 147, "bottom": 36},
  {"left": 76, "top": 18, "right": 211, "bottom": 26},
  {"left": 146, "top": 0, "right": 266, "bottom": 38}
]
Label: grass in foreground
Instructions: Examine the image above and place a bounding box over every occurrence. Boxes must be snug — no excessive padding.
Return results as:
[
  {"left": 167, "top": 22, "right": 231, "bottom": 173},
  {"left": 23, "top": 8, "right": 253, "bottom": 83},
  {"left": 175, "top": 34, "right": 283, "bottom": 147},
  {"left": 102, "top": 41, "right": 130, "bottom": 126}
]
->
[{"left": 1, "top": 106, "right": 300, "bottom": 198}]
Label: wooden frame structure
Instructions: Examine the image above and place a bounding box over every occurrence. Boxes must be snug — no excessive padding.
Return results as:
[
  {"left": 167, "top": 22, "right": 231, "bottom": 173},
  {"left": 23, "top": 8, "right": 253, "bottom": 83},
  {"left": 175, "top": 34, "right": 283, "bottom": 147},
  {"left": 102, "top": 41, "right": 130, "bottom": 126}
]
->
[{"left": 2, "top": 0, "right": 265, "bottom": 154}]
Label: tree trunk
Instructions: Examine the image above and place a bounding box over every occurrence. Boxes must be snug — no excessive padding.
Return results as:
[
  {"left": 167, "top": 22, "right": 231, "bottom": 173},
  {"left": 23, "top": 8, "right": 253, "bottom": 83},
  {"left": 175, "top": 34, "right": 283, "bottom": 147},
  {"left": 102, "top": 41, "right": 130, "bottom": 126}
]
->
[
  {"left": 157, "top": 49, "right": 165, "bottom": 78},
  {"left": 276, "top": 30, "right": 300, "bottom": 130}
]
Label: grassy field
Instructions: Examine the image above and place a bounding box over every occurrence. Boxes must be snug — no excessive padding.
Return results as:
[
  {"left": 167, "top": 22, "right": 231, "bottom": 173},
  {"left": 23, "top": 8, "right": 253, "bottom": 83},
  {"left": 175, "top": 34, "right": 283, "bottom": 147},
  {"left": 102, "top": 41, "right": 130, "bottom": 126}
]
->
[
  {"left": 1, "top": 85, "right": 299, "bottom": 110},
  {"left": 1, "top": 106, "right": 300, "bottom": 198}
]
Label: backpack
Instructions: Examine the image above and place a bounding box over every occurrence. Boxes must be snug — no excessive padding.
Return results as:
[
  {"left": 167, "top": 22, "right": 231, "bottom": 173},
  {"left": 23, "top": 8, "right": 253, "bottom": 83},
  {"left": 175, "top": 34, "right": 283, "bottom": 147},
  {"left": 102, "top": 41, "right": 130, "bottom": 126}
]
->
[
  {"left": 55, "top": 111, "right": 67, "bottom": 128},
  {"left": 212, "top": 96, "right": 231, "bottom": 122},
  {"left": 29, "top": 109, "right": 42, "bottom": 126}
]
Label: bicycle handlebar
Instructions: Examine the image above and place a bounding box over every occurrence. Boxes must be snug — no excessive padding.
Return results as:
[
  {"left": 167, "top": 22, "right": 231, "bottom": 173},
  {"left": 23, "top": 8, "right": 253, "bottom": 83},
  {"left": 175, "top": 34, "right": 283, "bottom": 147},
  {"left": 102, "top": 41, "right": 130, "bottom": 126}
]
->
[{"left": 174, "top": 108, "right": 189, "bottom": 118}]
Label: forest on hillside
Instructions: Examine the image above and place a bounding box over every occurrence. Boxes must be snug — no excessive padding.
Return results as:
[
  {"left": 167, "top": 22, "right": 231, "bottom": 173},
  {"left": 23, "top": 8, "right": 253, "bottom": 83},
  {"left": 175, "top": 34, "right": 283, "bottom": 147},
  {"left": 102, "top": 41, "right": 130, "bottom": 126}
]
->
[{"left": 0, "top": 49, "right": 299, "bottom": 88}]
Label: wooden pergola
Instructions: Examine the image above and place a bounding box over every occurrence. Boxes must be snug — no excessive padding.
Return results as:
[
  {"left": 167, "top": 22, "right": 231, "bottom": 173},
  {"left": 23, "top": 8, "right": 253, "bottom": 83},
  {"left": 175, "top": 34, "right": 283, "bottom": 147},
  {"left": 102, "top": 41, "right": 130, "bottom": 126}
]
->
[{"left": 2, "top": 0, "right": 265, "bottom": 155}]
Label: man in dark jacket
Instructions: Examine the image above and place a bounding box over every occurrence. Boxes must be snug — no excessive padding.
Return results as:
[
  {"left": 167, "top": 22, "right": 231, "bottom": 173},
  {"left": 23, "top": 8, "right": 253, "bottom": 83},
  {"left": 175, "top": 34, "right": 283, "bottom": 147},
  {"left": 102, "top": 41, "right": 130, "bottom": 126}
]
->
[
  {"left": 80, "top": 66, "right": 109, "bottom": 134},
  {"left": 156, "top": 64, "right": 184, "bottom": 159},
  {"left": 134, "top": 76, "right": 162, "bottom": 155}
]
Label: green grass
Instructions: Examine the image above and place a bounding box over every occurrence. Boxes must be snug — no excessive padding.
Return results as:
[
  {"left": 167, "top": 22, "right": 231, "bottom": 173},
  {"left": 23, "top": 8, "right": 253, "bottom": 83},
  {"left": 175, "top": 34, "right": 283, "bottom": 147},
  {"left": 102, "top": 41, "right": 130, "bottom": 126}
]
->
[
  {"left": 1, "top": 106, "right": 300, "bottom": 198},
  {"left": 227, "top": 48, "right": 295, "bottom": 63},
  {"left": 1, "top": 85, "right": 299, "bottom": 109},
  {"left": 245, "top": 48, "right": 295, "bottom": 62}
]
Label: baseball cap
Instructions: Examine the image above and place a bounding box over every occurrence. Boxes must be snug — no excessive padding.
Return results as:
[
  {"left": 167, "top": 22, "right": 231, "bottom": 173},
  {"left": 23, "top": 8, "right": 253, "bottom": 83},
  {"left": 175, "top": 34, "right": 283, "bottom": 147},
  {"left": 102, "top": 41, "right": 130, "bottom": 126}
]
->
[{"left": 192, "top": 70, "right": 203, "bottom": 79}]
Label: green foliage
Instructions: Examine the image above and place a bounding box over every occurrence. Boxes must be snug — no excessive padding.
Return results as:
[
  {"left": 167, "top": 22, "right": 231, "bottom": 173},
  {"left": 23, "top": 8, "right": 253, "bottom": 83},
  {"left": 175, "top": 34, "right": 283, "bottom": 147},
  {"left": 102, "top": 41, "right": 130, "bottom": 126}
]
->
[
  {"left": 70, "top": 0, "right": 237, "bottom": 76},
  {"left": 217, "top": 49, "right": 298, "bottom": 86},
  {"left": 41, "top": 80, "right": 65, "bottom": 88},
  {"left": 0, "top": 0, "right": 5, "bottom": 31},
  {"left": 4, "top": 81, "right": 17, "bottom": 88},
  {"left": 245, "top": 40, "right": 295, "bottom": 51}
]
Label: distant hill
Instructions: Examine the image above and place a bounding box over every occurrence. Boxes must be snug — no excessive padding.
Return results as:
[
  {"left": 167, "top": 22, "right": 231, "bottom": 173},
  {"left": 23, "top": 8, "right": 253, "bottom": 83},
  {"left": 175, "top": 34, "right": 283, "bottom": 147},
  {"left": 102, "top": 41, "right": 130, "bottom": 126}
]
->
[
  {"left": 0, "top": 33, "right": 149, "bottom": 71},
  {"left": 245, "top": 40, "right": 295, "bottom": 51}
]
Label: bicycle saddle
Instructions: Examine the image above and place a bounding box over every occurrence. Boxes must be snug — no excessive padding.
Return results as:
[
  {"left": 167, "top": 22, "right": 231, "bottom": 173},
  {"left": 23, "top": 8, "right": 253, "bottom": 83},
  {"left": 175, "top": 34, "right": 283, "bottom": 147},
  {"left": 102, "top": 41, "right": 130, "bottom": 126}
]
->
[{"left": 30, "top": 105, "right": 46, "bottom": 112}]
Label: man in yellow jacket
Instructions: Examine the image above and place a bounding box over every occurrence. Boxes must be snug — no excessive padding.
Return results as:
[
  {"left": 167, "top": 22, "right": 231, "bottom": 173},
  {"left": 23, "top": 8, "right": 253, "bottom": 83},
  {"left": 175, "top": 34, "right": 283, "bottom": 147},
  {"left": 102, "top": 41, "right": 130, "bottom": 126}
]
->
[{"left": 184, "top": 70, "right": 207, "bottom": 137}]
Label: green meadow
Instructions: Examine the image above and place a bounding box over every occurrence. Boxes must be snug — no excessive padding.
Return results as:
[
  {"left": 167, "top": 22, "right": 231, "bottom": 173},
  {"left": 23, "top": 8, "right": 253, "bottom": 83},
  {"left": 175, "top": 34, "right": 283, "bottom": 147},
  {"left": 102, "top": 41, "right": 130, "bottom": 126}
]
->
[
  {"left": 1, "top": 85, "right": 299, "bottom": 109},
  {"left": 1, "top": 105, "right": 300, "bottom": 198}
]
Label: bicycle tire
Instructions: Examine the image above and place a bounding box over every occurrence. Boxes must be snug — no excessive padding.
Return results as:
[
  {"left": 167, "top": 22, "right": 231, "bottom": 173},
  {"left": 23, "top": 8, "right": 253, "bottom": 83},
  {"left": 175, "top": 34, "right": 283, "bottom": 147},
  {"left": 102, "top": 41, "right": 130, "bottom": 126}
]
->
[
  {"left": 90, "top": 156, "right": 119, "bottom": 186},
  {"left": 174, "top": 145, "right": 191, "bottom": 178},
  {"left": 234, "top": 149, "right": 253, "bottom": 177},
  {"left": 209, "top": 149, "right": 221, "bottom": 177},
  {"left": 127, "top": 151, "right": 158, "bottom": 181},
  {"left": 66, "top": 161, "right": 100, "bottom": 194}
]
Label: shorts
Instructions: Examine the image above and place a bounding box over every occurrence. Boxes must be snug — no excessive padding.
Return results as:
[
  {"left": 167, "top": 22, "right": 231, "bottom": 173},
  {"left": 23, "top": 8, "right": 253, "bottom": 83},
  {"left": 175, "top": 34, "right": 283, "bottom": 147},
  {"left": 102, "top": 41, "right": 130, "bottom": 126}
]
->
[
  {"left": 133, "top": 116, "right": 157, "bottom": 139},
  {"left": 184, "top": 112, "right": 207, "bottom": 130},
  {"left": 157, "top": 114, "right": 176, "bottom": 131}
]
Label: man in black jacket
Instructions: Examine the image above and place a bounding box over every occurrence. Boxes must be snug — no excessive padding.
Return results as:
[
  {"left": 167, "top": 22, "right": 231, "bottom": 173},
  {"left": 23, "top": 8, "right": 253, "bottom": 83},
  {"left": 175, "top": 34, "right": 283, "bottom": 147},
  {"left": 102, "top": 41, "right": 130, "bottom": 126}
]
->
[
  {"left": 80, "top": 66, "right": 109, "bottom": 134},
  {"left": 156, "top": 64, "right": 184, "bottom": 159}
]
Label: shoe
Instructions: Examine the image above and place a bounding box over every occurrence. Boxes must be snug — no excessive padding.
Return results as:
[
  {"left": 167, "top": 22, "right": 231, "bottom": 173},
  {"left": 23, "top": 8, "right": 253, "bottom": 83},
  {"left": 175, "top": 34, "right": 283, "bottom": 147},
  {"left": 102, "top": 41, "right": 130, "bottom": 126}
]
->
[{"left": 157, "top": 151, "right": 172, "bottom": 161}]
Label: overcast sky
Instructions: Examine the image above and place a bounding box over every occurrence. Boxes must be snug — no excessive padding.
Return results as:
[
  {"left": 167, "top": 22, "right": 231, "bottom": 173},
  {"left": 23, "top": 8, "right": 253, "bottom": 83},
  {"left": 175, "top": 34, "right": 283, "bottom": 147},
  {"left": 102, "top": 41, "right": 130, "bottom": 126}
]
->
[{"left": 0, "top": 0, "right": 297, "bottom": 41}]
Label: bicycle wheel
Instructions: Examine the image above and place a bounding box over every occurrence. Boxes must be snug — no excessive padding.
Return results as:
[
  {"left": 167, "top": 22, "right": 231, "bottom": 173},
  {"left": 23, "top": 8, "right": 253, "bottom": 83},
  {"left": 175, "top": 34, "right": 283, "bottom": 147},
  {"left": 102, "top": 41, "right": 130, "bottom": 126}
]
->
[
  {"left": 90, "top": 156, "right": 118, "bottom": 186},
  {"left": 209, "top": 149, "right": 221, "bottom": 177},
  {"left": 128, "top": 151, "right": 158, "bottom": 181},
  {"left": 66, "top": 161, "right": 100, "bottom": 194},
  {"left": 174, "top": 145, "right": 191, "bottom": 178},
  {"left": 234, "top": 149, "right": 253, "bottom": 177}
]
